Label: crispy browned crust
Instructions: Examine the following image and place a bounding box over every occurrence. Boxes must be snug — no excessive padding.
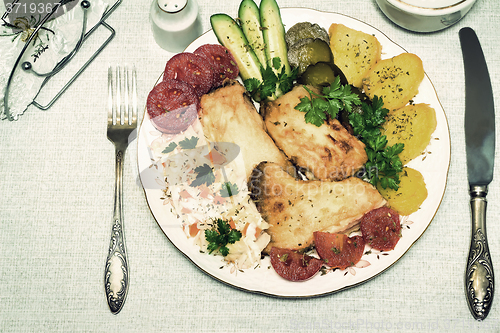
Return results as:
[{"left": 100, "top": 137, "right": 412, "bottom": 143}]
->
[
  {"left": 261, "top": 85, "right": 367, "bottom": 181},
  {"left": 249, "top": 162, "right": 386, "bottom": 253}
]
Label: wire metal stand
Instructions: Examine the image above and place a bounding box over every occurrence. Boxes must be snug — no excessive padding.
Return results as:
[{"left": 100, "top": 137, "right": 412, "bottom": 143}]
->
[{"left": 2, "top": 0, "right": 122, "bottom": 120}]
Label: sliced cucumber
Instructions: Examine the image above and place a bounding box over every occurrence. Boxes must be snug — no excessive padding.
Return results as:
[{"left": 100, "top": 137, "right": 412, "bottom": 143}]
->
[
  {"left": 210, "top": 13, "right": 263, "bottom": 83},
  {"left": 238, "top": 0, "right": 267, "bottom": 67},
  {"left": 259, "top": 0, "right": 290, "bottom": 76}
]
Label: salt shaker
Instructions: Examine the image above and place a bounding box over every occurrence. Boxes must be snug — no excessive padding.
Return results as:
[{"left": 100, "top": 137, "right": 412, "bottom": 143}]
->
[{"left": 150, "top": 0, "right": 203, "bottom": 53}]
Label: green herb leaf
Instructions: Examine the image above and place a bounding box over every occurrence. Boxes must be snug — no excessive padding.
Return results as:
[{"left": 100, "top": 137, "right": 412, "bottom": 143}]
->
[
  {"left": 260, "top": 65, "right": 278, "bottom": 100},
  {"left": 178, "top": 136, "right": 199, "bottom": 149},
  {"left": 205, "top": 229, "right": 220, "bottom": 245},
  {"left": 204, "top": 218, "right": 242, "bottom": 256},
  {"left": 162, "top": 142, "right": 177, "bottom": 154},
  {"left": 295, "top": 90, "right": 329, "bottom": 127},
  {"left": 279, "top": 66, "right": 298, "bottom": 94},
  {"left": 190, "top": 163, "right": 215, "bottom": 187},
  {"left": 348, "top": 96, "right": 404, "bottom": 190},
  {"left": 271, "top": 57, "right": 281, "bottom": 70},
  {"left": 219, "top": 246, "right": 230, "bottom": 257},
  {"left": 244, "top": 78, "right": 261, "bottom": 95},
  {"left": 294, "top": 77, "right": 361, "bottom": 127},
  {"left": 227, "top": 229, "right": 242, "bottom": 244},
  {"left": 243, "top": 57, "right": 296, "bottom": 102}
]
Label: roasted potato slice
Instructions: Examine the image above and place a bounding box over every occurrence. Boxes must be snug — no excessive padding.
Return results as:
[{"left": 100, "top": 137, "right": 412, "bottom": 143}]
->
[
  {"left": 377, "top": 167, "right": 427, "bottom": 216},
  {"left": 328, "top": 23, "right": 382, "bottom": 88},
  {"left": 362, "top": 53, "right": 425, "bottom": 111},
  {"left": 382, "top": 103, "right": 437, "bottom": 164}
]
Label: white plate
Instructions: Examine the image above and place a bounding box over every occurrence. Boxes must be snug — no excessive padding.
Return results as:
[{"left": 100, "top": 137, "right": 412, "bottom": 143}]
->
[{"left": 137, "top": 8, "right": 450, "bottom": 297}]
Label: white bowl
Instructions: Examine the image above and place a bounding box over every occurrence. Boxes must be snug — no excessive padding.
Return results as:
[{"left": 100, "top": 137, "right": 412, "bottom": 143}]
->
[{"left": 375, "top": 0, "right": 477, "bottom": 32}]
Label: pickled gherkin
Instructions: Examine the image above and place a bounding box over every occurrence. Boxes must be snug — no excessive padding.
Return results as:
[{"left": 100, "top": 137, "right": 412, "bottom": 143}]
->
[
  {"left": 285, "top": 22, "right": 329, "bottom": 48},
  {"left": 287, "top": 38, "right": 333, "bottom": 75},
  {"left": 300, "top": 63, "right": 336, "bottom": 87},
  {"left": 300, "top": 62, "right": 346, "bottom": 88}
]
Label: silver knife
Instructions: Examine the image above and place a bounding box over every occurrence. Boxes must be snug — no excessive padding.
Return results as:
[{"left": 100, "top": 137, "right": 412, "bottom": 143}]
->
[{"left": 460, "top": 27, "right": 495, "bottom": 321}]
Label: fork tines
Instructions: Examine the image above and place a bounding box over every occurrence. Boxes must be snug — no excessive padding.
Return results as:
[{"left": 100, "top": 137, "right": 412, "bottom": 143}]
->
[{"left": 108, "top": 65, "right": 137, "bottom": 127}]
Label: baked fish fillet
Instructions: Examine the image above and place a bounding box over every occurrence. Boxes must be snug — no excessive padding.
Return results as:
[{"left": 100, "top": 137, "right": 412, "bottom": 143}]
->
[
  {"left": 261, "top": 85, "right": 367, "bottom": 180},
  {"left": 199, "top": 80, "right": 293, "bottom": 180},
  {"left": 249, "top": 162, "right": 386, "bottom": 253}
]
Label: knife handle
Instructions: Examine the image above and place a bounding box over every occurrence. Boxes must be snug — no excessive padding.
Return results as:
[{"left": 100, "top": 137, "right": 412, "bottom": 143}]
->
[{"left": 466, "top": 185, "right": 494, "bottom": 321}]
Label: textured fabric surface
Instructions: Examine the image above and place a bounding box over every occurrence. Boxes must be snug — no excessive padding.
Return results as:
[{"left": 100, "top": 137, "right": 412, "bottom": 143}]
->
[{"left": 1, "top": 0, "right": 500, "bottom": 332}]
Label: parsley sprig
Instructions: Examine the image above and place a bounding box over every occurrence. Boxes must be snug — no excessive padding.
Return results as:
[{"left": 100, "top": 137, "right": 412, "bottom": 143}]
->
[
  {"left": 205, "top": 218, "right": 242, "bottom": 256},
  {"left": 348, "top": 96, "right": 404, "bottom": 190},
  {"left": 294, "top": 76, "right": 362, "bottom": 127},
  {"left": 244, "top": 57, "right": 297, "bottom": 102}
]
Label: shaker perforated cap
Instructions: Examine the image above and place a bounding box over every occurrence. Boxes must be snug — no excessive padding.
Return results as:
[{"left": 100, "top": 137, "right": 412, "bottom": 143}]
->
[{"left": 157, "top": 0, "right": 188, "bottom": 13}]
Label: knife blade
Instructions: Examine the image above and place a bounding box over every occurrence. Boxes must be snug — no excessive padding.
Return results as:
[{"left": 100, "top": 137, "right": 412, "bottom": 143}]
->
[{"left": 460, "top": 27, "right": 495, "bottom": 321}]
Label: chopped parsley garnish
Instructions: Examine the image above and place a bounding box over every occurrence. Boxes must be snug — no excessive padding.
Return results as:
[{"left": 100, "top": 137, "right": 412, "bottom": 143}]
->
[
  {"left": 178, "top": 136, "right": 199, "bottom": 149},
  {"left": 294, "top": 76, "right": 361, "bottom": 127},
  {"left": 220, "top": 182, "right": 239, "bottom": 198},
  {"left": 348, "top": 96, "right": 404, "bottom": 190},
  {"left": 190, "top": 163, "right": 215, "bottom": 187},
  {"left": 244, "top": 57, "right": 297, "bottom": 101},
  {"left": 205, "top": 218, "right": 242, "bottom": 256},
  {"left": 275, "top": 59, "right": 297, "bottom": 95}
]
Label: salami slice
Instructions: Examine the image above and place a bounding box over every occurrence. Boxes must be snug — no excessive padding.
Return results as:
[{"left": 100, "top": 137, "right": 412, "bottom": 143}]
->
[
  {"left": 269, "top": 247, "right": 323, "bottom": 281},
  {"left": 360, "top": 207, "right": 401, "bottom": 251},
  {"left": 163, "top": 52, "right": 214, "bottom": 97},
  {"left": 146, "top": 79, "right": 199, "bottom": 134},
  {"left": 314, "top": 232, "right": 365, "bottom": 270},
  {"left": 194, "top": 44, "right": 239, "bottom": 88}
]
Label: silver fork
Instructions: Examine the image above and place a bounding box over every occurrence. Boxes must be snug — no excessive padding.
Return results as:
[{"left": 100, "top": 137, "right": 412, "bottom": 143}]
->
[{"left": 104, "top": 65, "right": 137, "bottom": 314}]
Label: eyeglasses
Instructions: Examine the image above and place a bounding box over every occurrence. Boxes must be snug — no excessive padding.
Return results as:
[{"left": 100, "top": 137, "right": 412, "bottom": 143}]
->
[{"left": 2, "top": 0, "right": 121, "bottom": 120}]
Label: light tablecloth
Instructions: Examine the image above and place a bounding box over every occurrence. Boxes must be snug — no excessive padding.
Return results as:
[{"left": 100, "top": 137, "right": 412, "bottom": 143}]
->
[{"left": 1, "top": 0, "right": 500, "bottom": 332}]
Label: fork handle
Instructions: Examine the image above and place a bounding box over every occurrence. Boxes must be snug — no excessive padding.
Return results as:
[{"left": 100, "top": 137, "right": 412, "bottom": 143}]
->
[{"left": 104, "top": 146, "right": 130, "bottom": 314}]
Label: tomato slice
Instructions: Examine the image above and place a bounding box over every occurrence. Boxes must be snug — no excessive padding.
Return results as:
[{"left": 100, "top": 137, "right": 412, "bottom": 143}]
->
[
  {"left": 146, "top": 79, "right": 199, "bottom": 134},
  {"left": 269, "top": 247, "right": 323, "bottom": 281},
  {"left": 360, "top": 207, "right": 401, "bottom": 251},
  {"left": 163, "top": 52, "right": 214, "bottom": 97},
  {"left": 314, "top": 232, "right": 365, "bottom": 270},
  {"left": 194, "top": 44, "right": 239, "bottom": 88}
]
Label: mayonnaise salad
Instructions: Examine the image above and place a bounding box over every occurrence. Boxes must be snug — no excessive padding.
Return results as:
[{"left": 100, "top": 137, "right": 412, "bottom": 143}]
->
[{"left": 149, "top": 119, "right": 270, "bottom": 269}]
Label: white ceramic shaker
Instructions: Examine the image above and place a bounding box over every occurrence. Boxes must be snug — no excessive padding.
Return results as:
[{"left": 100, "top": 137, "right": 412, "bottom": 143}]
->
[{"left": 150, "top": 0, "right": 203, "bottom": 53}]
